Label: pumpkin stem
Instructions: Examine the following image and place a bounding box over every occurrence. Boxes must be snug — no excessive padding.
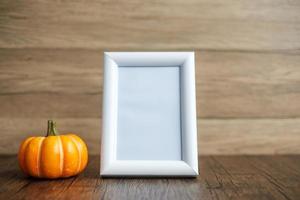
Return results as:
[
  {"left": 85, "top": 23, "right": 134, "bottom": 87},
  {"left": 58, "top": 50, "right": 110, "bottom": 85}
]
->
[{"left": 47, "top": 120, "right": 58, "bottom": 136}]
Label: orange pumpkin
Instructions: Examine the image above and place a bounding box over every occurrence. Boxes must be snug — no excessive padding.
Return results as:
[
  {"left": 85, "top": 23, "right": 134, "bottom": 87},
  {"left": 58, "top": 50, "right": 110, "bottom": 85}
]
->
[{"left": 18, "top": 120, "right": 88, "bottom": 179}]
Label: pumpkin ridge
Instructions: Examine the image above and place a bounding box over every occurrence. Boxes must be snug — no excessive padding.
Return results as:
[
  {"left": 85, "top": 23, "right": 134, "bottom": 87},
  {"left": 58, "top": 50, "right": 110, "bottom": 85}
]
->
[
  {"left": 25, "top": 138, "right": 41, "bottom": 177},
  {"left": 19, "top": 137, "right": 34, "bottom": 175},
  {"left": 69, "top": 135, "right": 81, "bottom": 174},
  {"left": 37, "top": 137, "right": 45, "bottom": 178},
  {"left": 58, "top": 136, "right": 64, "bottom": 177},
  {"left": 74, "top": 135, "right": 88, "bottom": 173}
]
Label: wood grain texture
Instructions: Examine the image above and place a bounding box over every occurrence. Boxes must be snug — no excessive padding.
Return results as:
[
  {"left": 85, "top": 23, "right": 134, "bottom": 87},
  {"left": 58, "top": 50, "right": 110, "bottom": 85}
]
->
[
  {"left": 0, "top": 0, "right": 299, "bottom": 50},
  {"left": 0, "top": 0, "right": 300, "bottom": 156},
  {"left": 1, "top": 49, "right": 300, "bottom": 118},
  {"left": 1, "top": 118, "right": 300, "bottom": 155},
  {"left": 0, "top": 155, "right": 299, "bottom": 200}
]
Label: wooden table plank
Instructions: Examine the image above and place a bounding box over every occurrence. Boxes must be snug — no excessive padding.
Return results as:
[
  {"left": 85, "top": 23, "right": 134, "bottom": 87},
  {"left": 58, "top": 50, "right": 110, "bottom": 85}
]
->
[
  {"left": 1, "top": 49, "right": 300, "bottom": 119},
  {"left": 0, "top": 0, "right": 299, "bottom": 50},
  {"left": 213, "top": 156, "right": 298, "bottom": 199},
  {"left": 0, "top": 155, "right": 32, "bottom": 198},
  {"left": 0, "top": 155, "right": 299, "bottom": 200},
  {"left": 247, "top": 156, "right": 300, "bottom": 198},
  {"left": 1, "top": 118, "right": 300, "bottom": 155}
]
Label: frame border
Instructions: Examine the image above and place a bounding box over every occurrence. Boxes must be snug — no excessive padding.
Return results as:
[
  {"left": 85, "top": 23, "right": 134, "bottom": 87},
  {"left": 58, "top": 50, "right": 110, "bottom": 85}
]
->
[{"left": 101, "top": 52, "right": 198, "bottom": 177}]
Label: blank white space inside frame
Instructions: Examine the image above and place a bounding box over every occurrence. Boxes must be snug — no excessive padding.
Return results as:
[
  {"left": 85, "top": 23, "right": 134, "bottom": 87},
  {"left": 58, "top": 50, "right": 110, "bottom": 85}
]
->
[{"left": 117, "top": 66, "right": 182, "bottom": 160}]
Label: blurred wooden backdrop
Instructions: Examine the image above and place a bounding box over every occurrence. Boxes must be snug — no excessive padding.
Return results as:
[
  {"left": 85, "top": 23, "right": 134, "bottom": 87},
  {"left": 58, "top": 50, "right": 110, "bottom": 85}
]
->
[{"left": 0, "top": 0, "right": 300, "bottom": 155}]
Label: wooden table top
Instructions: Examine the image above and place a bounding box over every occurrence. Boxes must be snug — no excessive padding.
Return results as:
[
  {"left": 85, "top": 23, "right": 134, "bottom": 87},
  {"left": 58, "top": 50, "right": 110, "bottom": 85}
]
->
[{"left": 1, "top": 155, "right": 299, "bottom": 200}]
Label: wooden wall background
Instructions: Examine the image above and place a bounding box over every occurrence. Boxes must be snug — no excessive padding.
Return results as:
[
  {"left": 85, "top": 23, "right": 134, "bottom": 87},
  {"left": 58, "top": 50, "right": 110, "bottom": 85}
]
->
[{"left": 0, "top": 0, "right": 300, "bottom": 155}]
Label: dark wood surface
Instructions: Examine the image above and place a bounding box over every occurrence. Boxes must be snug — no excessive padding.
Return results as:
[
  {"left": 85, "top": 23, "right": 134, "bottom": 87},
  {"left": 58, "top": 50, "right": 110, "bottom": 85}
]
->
[{"left": 1, "top": 155, "right": 299, "bottom": 200}]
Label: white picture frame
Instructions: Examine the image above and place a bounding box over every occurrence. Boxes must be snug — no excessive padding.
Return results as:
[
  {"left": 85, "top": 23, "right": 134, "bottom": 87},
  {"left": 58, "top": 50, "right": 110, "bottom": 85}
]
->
[{"left": 100, "top": 52, "right": 198, "bottom": 177}]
